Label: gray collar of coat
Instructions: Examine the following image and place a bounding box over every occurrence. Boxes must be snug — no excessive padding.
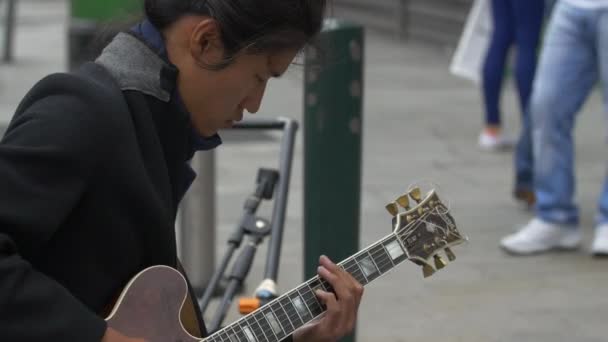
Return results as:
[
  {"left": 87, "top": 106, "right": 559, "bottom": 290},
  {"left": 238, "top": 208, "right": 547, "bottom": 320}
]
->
[{"left": 96, "top": 32, "right": 173, "bottom": 103}]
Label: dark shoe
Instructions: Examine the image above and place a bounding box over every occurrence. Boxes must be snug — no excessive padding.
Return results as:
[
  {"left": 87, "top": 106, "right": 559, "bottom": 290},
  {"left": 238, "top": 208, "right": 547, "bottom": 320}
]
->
[{"left": 514, "top": 188, "right": 535, "bottom": 208}]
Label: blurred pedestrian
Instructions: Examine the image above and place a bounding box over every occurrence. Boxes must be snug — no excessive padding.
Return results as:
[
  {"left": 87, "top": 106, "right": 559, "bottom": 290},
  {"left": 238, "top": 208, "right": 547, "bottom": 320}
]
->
[
  {"left": 479, "top": 0, "right": 545, "bottom": 153},
  {"left": 501, "top": 0, "right": 608, "bottom": 256}
]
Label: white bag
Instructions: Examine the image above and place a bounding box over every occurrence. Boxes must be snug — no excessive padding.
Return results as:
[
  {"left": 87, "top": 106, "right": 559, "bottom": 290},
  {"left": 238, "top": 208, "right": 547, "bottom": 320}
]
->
[{"left": 450, "top": 0, "right": 493, "bottom": 84}]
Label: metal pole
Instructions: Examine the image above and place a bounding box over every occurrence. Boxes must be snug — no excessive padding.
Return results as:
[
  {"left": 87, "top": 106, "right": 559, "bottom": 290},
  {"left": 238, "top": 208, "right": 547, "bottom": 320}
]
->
[
  {"left": 304, "top": 19, "right": 364, "bottom": 342},
  {"left": 179, "top": 151, "right": 216, "bottom": 296},
  {"left": 264, "top": 118, "right": 298, "bottom": 281},
  {"left": 3, "top": 0, "right": 16, "bottom": 63},
  {"left": 232, "top": 118, "right": 299, "bottom": 282}
]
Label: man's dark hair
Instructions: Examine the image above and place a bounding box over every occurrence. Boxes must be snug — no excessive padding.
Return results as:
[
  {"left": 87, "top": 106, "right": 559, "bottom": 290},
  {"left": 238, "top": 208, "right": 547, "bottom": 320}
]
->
[{"left": 144, "top": 0, "right": 327, "bottom": 69}]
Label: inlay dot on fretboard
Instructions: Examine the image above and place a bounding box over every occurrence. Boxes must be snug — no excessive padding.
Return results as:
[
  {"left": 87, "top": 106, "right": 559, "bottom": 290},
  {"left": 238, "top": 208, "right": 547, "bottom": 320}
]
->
[
  {"left": 265, "top": 311, "right": 283, "bottom": 335},
  {"left": 243, "top": 326, "right": 256, "bottom": 342},
  {"left": 386, "top": 240, "right": 405, "bottom": 260},
  {"left": 291, "top": 296, "right": 308, "bottom": 317},
  {"left": 359, "top": 256, "right": 376, "bottom": 277},
  {"left": 228, "top": 332, "right": 238, "bottom": 342}
]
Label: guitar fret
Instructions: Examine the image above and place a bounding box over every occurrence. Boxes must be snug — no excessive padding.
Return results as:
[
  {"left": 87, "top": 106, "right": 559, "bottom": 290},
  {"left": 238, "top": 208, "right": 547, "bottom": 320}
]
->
[
  {"left": 255, "top": 316, "right": 272, "bottom": 342},
  {"left": 262, "top": 307, "right": 286, "bottom": 339},
  {"left": 235, "top": 325, "right": 249, "bottom": 342},
  {"left": 314, "top": 277, "right": 329, "bottom": 291},
  {"left": 253, "top": 311, "right": 275, "bottom": 342},
  {"left": 367, "top": 249, "right": 382, "bottom": 273},
  {"left": 319, "top": 278, "right": 334, "bottom": 294},
  {"left": 354, "top": 258, "right": 370, "bottom": 284},
  {"left": 306, "top": 278, "right": 328, "bottom": 312},
  {"left": 226, "top": 324, "right": 247, "bottom": 342},
  {"left": 299, "top": 284, "right": 324, "bottom": 317},
  {"left": 272, "top": 301, "right": 295, "bottom": 333},
  {"left": 226, "top": 326, "right": 242, "bottom": 342},
  {"left": 378, "top": 258, "right": 394, "bottom": 273},
  {"left": 244, "top": 317, "right": 267, "bottom": 342},
  {"left": 237, "top": 326, "right": 248, "bottom": 342},
  {"left": 306, "top": 277, "right": 323, "bottom": 291},
  {"left": 370, "top": 244, "right": 392, "bottom": 274},
  {"left": 356, "top": 250, "right": 380, "bottom": 282},
  {"left": 384, "top": 236, "right": 408, "bottom": 264},
  {"left": 219, "top": 331, "right": 231, "bottom": 342},
  {"left": 279, "top": 296, "right": 304, "bottom": 329},
  {"left": 343, "top": 258, "right": 368, "bottom": 285},
  {"left": 296, "top": 285, "right": 314, "bottom": 319},
  {"left": 239, "top": 322, "right": 257, "bottom": 342},
  {"left": 290, "top": 292, "right": 313, "bottom": 322},
  {"left": 384, "top": 235, "right": 405, "bottom": 263}
]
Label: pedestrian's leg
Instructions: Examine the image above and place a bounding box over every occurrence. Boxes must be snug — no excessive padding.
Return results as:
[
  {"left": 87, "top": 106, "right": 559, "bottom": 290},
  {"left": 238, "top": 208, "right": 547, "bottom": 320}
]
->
[
  {"left": 593, "top": 10, "right": 608, "bottom": 227},
  {"left": 532, "top": 3, "right": 597, "bottom": 226},
  {"left": 500, "top": 3, "right": 597, "bottom": 255},
  {"left": 482, "top": 0, "right": 515, "bottom": 128},
  {"left": 511, "top": 0, "right": 545, "bottom": 200},
  {"left": 512, "top": 0, "right": 545, "bottom": 112}
]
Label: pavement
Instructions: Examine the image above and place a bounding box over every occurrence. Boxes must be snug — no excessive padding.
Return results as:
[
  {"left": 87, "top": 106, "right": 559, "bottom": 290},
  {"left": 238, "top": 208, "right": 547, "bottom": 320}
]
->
[{"left": 3, "top": 1, "right": 608, "bottom": 341}]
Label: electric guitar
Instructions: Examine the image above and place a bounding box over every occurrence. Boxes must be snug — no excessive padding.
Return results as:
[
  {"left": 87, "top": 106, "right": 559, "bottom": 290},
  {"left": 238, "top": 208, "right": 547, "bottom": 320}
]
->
[{"left": 104, "top": 187, "right": 467, "bottom": 342}]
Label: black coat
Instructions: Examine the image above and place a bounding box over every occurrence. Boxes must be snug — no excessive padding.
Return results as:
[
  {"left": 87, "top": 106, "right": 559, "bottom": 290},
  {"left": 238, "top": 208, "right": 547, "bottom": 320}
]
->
[{"left": 0, "top": 59, "right": 199, "bottom": 341}]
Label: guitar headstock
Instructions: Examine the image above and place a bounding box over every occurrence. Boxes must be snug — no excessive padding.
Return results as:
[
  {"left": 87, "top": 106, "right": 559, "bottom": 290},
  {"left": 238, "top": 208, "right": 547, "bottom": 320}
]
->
[{"left": 386, "top": 187, "right": 466, "bottom": 278}]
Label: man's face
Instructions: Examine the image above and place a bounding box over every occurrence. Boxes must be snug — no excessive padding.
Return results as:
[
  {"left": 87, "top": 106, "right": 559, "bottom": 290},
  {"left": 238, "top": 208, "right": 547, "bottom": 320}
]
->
[{"left": 177, "top": 47, "right": 298, "bottom": 137}]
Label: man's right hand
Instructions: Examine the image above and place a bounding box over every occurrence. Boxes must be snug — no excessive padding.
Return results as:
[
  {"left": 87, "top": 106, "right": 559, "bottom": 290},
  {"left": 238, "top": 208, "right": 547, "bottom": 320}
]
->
[{"left": 102, "top": 327, "right": 147, "bottom": 342}]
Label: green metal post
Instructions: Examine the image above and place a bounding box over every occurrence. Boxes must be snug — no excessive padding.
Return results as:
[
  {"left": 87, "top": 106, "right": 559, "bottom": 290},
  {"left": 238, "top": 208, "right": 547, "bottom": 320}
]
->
[
  {"left": 304, "top": 19, "right": 364, "bottom": 342},
  {"left": 69, "top": 0, "right": 141, "bottom": 69}
]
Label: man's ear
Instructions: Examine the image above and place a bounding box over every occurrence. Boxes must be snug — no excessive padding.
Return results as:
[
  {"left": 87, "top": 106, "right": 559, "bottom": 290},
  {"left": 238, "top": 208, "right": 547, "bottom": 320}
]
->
[{"left": 189, "top": 18, "right": 225, "bottom": 66}]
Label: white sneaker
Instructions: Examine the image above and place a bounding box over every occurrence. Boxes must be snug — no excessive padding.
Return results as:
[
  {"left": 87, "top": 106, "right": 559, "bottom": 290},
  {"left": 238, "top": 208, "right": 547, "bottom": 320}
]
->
[
  {"left": 478, "top": 130, "right": 515, "bottom": 151},
  {"left": 591, "top": 224, "right": 608, "bottom": 256},
  {"left": 500, "top": 218, "right": 581, "bottom": 255}
]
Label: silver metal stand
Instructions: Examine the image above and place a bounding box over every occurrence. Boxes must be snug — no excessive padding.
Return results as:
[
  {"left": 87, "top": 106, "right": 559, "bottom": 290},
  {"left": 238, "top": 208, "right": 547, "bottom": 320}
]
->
[{"left": 199, "top": 118, "right": 299, "bottom": 332}]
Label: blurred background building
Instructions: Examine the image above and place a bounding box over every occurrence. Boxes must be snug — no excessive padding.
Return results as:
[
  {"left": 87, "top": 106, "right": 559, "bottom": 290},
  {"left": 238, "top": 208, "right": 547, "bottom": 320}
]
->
[{"left": 333, "top": 0, "right": 472, "bottom": 47}]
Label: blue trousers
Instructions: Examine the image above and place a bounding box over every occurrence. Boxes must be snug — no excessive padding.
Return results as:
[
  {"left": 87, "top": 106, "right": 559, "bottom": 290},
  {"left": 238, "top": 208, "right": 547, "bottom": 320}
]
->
[
  {"left": 529, "top": 2, "right": 608, "bottom": 226},
  {"left": 482, "top": 0, "right": 545, "bottom": 127}
]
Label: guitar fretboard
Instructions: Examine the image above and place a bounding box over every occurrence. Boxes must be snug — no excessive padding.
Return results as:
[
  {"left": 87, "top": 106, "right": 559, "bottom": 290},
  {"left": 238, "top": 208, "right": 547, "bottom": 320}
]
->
[{"left": 205, "top": 232, "right": 410, "bottom": 342}]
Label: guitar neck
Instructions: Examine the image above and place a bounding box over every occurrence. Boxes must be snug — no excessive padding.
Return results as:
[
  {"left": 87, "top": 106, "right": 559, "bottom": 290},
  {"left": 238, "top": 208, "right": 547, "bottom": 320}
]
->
[{"left": 205, "top": 232, "right": 410, "bottom": 342}]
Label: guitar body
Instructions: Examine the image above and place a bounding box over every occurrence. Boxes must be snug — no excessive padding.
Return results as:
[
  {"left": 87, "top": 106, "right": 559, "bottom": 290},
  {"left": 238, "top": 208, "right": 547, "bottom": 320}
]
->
[{"left": 105, "top": 266, "right": 202, "bottom": 342}]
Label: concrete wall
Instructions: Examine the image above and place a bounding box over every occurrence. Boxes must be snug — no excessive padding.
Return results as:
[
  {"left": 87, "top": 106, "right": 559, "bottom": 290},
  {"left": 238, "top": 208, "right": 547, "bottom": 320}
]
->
[{"left": 332, "top": 0, "right": 473, "bottom": 47}]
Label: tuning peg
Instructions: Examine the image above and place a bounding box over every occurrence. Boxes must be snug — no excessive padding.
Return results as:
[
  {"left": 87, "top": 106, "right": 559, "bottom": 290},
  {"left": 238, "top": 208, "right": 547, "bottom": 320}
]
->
[
  {"left": 396, "top": 195, "right": 410, "bottom": 210},
  {"left": 434, "top": 255, "right": 447, "bottom": 270},
  {"left": 422, "top": 264, "right": 436, "bottom": 278},
  {"left": 445, "top": 247, "right": 456, "bottom": 261},
  {"left": 409, "top": 187, "right": 422, "bottom": 203},
  {"left": 385, "top": 202, "right": 399, "bottom": 217}
]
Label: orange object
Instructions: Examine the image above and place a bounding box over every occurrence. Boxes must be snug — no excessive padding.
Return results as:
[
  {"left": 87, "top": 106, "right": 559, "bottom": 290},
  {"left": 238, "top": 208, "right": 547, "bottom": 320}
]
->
[{"left": 238, "top": 298, "right": 261, "bottom": 314}]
